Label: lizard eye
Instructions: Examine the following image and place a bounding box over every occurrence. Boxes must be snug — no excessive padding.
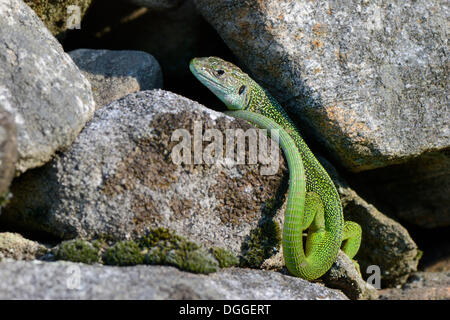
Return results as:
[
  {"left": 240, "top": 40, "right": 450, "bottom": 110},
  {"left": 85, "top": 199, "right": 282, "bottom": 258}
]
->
[
  {"left": 216, "top": 69, "right": 225, "bottom": 76},
  {"left": 238, "top": 85, "right": 246, "bottom": 95}
]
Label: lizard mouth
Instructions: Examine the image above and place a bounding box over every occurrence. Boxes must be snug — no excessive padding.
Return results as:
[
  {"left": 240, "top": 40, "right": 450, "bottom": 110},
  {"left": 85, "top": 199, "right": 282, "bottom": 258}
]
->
[
  {"left": 194, "top": 72, "right": 226, "bottom": 91},
  {"left": 190, "top": 61, "right": 227, "bottom": 93}
]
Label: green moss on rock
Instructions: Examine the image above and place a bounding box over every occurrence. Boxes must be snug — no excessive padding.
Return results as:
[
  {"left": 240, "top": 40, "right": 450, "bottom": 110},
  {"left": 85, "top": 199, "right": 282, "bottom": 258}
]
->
[
  {"left": 416, "top": 249, "right": 423, "bottom": 261},
  {"left": 164, "top": 249, "right": 185, "bottom": 268},
  {"left": 211, "top": 247, "right": 239, "bottom": 268},
  {"left": 24, "top": 0, "right": 93, "bottom": 39},
  {"left": 139, "top": 227, "right": 199, "bottom": 251},
  {"left": 182, "top": 250, "right": 219, "bottom": 274},
  {"left": 145, "top": 247, "right": 164, "bottom": 265},
  {"left": 103, "top": 240, "right": 145, "bottom": 266},
  {"left": 240, "top": 220, "right": 281, "bottom": 268},
  {"left": 53, "top": 228, "right": 227, "bottom": 275},
  {"left": 147, "top": 247, "right": 219, "bottom": 274},
  {"left": 141, "top": 228, "right": 219, "bottom": 274},
  {"left": 55, "top": 239, "right": 100, "bottom": 264},
  {"left": 0, "top": 191, "right": 11, "bottom": 208},
  {"left": 91, "top": 239, "right": 108, "bottom": 251}
]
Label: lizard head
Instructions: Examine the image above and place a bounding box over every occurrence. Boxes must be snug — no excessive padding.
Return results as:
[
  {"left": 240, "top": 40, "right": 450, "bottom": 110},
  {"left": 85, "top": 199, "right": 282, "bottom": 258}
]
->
[{"left": 190, "top": 57, "right": 255, "bottom": 111}]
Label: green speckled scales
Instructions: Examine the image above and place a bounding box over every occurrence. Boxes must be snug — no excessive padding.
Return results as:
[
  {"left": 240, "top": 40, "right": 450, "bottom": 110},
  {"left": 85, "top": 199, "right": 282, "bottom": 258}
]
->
[
  {"left": 190, "top": 56, "right": 361, "bottom": 280},
  {"left": 227, "top": 109, "right": 343, "bottom": 280}
]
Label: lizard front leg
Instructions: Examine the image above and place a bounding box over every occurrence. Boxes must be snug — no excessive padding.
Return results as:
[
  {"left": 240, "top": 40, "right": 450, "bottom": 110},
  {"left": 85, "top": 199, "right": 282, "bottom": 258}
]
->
[
  {"left": 342, "top": 221, "right": 362, "bottom": 273},
  {"left": 302, "top": 191, "right": 362, "bottom": 274}
]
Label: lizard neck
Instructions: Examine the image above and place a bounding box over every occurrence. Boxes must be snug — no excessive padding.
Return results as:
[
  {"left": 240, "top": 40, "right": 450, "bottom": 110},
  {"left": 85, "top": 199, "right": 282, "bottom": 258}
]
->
[{"left": 248, "top": 85, "right": 336, "bottom": 195}]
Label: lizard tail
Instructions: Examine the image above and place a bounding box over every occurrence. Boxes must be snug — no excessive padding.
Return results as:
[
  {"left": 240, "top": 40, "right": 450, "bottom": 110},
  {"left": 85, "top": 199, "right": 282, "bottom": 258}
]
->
[{"left": 226, "top": 110, "right": 341, "bottom": 280}]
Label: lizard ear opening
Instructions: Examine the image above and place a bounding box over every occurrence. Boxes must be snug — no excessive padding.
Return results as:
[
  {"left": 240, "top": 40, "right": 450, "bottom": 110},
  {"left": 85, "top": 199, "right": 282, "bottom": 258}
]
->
[{"left": 238, "top": 85, "right": 246, "bottom": 95}]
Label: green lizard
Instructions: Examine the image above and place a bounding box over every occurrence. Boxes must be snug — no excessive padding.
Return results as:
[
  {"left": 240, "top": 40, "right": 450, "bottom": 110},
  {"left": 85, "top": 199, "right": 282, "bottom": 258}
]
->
[{"left": 190, "top": 56, "right": 362, "bottom": 280}]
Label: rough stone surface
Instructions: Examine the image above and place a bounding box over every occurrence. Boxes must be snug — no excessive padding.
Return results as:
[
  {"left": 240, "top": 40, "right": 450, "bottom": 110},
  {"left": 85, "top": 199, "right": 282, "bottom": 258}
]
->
[
  {"left": 69, "top": 49, "right": 163, "bottom": 109},
  {"left": 247, "top": 153, "right": 420, "bottom": 290},
  {"left": 24, "top": 0, "right": 93, "bottom": 39},
  {"left": 262, "top": 249, "right": 380, "bottom": 299},
  {"left": 93, "top": 0, "right": 232, "bottom": 103},
  {"left": 0, "top": 107, "right": 17, "bottom": 197},
  {"left": 1, "top": 90, "right": 287, "bottom": 262},
  {"left": 125, "top": 0, "right": 185, "bottom": 10},
  {"left": 323, "top": 250, "right": 379, "bottom": 300},
  {"left": 0, "top": 232, "right": 48, "bottom": 261},
  {"left": 424, "top": 257, "right": 450, "bottom": 273},
  {"left": 0, "top": 260, "right": 348, "bottom": 299},
  {"left": 351, "top": 150, "right": 450, "bottom": 228},
  {"left": 0, "top": 0, "right": 96, "bottom": 174},
  {"left": 194, "top": 0, "right": 449, "bottom": 172},
  {"left": 319, "top": 156, "right": 420, "bottom": 287},
  {"left": 379, "top": 272, "right": 450, "bottom": 300}
]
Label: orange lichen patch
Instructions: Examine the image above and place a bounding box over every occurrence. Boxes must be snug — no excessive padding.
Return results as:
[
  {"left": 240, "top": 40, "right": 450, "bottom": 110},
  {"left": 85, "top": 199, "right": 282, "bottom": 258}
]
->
[
  {"left": 321, "top": 104, "right": 370, "bottom": 139},
  {"left": 312, "top": 23, "right": 327, "bottom": 37},
  {"left": 313, "top": 67, "right": 322, "bottom": 74},
  {"left": 303, "top": 105, "right": 366, "bottom": 169},
  {"left": 311, "top": 39, "right": 324, "bottom": 49},
  {"left": 295, "top": 32, "right": 304, "bottom": 40},
  {"left": 310, "top": 104, "right": 375, "bottom": 164}
]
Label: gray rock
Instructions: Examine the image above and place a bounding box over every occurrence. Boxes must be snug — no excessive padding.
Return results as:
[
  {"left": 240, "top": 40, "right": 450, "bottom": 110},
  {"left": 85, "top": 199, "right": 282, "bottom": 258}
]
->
[
  {"left": 69, "top": 49, "right": 163, "bottom": 109},
  {"left": 260, "top": 156, "right": 420, "bottom": 288},
  {"left": 194, "top": 0, "right": 449, "bottom": 172},
  {"left": 262, "top": 249, "right": 380, "bottom": 299},
  {"left": 341, "top": 188, "right": 420, "bottom": 287},
  {"left": 424, "top": 256, "right": 450, "bottom": 273},
  {"left": 0, "top": 0, "right": 95, "bottom": 174},
  {"left": 319, "top": 156, "right": 420, "bottom": 287},
  {"left": 89, "top": 0, "right": 232, "bottom": 102},
  {"left": 1, "top": 90, "right": 287, "bottom": 264},
  {"left": 323, "top": 250, "right": 379, "bottom": 300},
  {"left": 0, "top": 260, "right": 348, "bottom": 299},
  {"left": 379, "top": 272, "right": 450, "bottom": 300},
  {"left": 0, "top": 107, "right": 17, "bottom": 198},
  {"left": 23, "top": 0, "right": 93, "bottom": 39},
  {"left": 0, "top": 232, "right": 48, "bottom": 261},
  {"left": 350, "top": 151, "right": 450, "bottom": 228},
  {"left": 125, "top": 0, "right": 185, "bottom": 10}
]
